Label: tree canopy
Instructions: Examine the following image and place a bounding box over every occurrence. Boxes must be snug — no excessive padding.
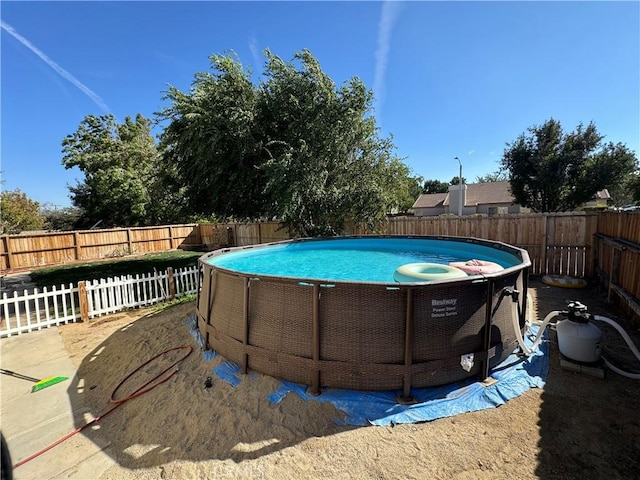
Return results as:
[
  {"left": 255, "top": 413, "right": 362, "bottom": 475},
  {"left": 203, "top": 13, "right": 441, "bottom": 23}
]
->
[
  {"left": 476, "top": 170, "right": 508, "bottom": 183},
  {"left": 156, "top": 54, "right": 260, "bottom": 220},
  {"left": 58, "top": 51, "right": 640, "bottom": 230},
  {"left": 400, "top": 175, "right": 425, "bottom": 212},
  {"left": 501, "top": 119, "right": 638, "bottom": 212},
  {"left": 156, "top": 49, "right": 410, "bottom": 236},
  {"left": 62, "top": 114, "right": 161, "bottom": 227},
  {"left": 449, "top": 176, "right": 467, "bottom": 186},
  {"left": 606, "top": 173, "right": 640, "bottom": 207},
  {"left": 41, "top": 205, "right": 84, "bottom": 231},
  {"left": 629, "top": 173, "right": 640, "bottom": 203},
  {"left": 0, "top": 189, "right": 44, "bottom": 234},
  {"left": 422, "top": 179, "right": 449, "bottom": 194}
]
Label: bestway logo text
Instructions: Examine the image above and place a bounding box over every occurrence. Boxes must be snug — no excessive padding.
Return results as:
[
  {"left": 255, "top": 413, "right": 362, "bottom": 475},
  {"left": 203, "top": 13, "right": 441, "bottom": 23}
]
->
[{"left": 431, "top": 299, "right": 457, "bottom": 307}]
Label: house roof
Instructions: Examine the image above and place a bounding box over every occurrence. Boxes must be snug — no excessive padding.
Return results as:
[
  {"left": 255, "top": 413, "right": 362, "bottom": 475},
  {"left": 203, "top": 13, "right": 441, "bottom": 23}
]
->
[
  {"left": 412, "top": 181, "right": 514, "bottom": 209},
  {"left": 412, "top": 182, "right": 612, "bottom": 210},
  {"left": 412, "top": 192, "right": 448, "bottom": 209},
  {"left": 465, "top": 181, "right": 513, "bottom": 205}
]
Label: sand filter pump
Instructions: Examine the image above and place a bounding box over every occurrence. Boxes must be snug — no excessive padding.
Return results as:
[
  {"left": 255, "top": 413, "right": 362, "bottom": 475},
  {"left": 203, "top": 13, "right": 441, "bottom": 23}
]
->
[
  {"left": 556, "top": 301, "right": 603, "bottom": 364},
  {"left": 510, "top": 295, "right": 640, "bottom": 379}
]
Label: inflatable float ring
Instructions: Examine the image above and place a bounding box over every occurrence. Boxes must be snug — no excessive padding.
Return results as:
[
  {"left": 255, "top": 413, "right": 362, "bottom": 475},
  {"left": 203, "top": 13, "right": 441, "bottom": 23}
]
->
[
  {"left": 541, "top": 275, "right": 588, "bottom": 289},
  {"left": 449, "top": 259, "right": 504, "bottom": 275},
  {"left": 394, "top": 263, "right": 468, "bottom": 283}
]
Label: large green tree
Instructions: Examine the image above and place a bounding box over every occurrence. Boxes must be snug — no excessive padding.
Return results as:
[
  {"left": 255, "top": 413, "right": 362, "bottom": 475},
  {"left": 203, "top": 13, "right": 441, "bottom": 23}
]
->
[
  {"left": 257, "top": 50, "right": 408, "bottom": 235},
  {"left": 628, "top": 173, "right": 640, "bottom": 203},
  {"left": 0, "top": 189, "right": 44, "bottom": 234},
  {"left": 400, "top": 175, "right": 424, "bottom": 212},
  {"left": 157, "top": 54, "right": 261, "bottom": 220},
  {"left": 606, "top": 171, "right": 640, "bottom": 206},
  {"left": 62, "top": 114, "right": 161, "bottom": 227},
  {"left": 501, "top": 119, "right": 638, "bottom": 212},
  {"left": 476, "top": 170, "right": 508, "bottom": 182},
  {"left": 157, "top": 49, "right": 411, "bottom": 236},
  {"left": 422, "top": 179, "right": 449, "bottom": 194},
  {"left": 40, "top": 205, "right": 83, "bottom": 231}
]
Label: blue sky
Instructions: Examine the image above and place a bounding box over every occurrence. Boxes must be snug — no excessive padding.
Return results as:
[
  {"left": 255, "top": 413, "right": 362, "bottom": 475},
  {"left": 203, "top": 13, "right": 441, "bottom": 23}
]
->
[{"left": 2, "top": 1, "right": 639, "bottom": 208}]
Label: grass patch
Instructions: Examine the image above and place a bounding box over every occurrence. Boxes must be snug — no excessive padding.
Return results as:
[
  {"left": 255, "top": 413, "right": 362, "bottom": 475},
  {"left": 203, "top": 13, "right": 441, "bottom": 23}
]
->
[
  {"left": 148, "top": 293, "right": 197, "bottom": 313},
  {"left": 30, "top": 250, "right": 203, "bottom": 288}
]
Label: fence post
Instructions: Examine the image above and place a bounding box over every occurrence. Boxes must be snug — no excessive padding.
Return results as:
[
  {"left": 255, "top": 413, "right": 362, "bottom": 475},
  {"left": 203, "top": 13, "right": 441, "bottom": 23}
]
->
[
  {"left": 78, "top": 281, "right": 89, "bottom": 323},
  {"left": 168, "top": 226, "right": 176, "bottom": 250},
  {"left": 1, "top": 236, "right": 11, "bottom": 271},
  {"left": 126, "top": 229, "right": 133, "bottom": 255},
  {"left": 74, "top": 231, "right": 82, "bottom": 261},
  {"left": 227, "top": 227, "right": 235, "bottom": 247},
  {"left": 543, "top": 214, "right": 554, "bottom": 274},
  {"left": 195, "top": 224, "right": 202, "bottom": 246},
  {"left": 608, "top": 247, "right": 622, "bottom": 303},
  {"left": 167, "top": 267, "right": 176, "bottom": 300}
]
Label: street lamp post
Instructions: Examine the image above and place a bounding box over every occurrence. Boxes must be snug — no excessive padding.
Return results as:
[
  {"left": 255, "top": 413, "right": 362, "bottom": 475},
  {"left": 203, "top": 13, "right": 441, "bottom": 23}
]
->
[{"left": 454, "top": 156, "right": 463, "bottom": 216}]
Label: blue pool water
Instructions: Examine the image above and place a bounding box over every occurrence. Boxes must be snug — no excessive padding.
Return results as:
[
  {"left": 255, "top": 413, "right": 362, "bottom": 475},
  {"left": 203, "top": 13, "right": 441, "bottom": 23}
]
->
[{"left": 208, "top": 237, "right": 522, "bottom": 283}]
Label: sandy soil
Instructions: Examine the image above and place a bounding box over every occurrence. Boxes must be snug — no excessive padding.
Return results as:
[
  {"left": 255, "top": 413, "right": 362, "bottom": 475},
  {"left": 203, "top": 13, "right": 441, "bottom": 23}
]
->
[{"left": 58, "top": 280, "right": 640, "bottom": 480}]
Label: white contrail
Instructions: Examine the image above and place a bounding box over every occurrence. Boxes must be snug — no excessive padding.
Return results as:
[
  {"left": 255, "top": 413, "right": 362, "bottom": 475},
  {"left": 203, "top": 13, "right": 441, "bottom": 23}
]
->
[
  {"left": 248, "top": 36, "right": 265, "bottom": 80},
  {"left": 248, "top": 36, "right": 261, "bottom": 71},
  {"left": 373, "top": 1, "right": 402, "bottom": 118},
  {"left": 1, "top": 20, "right": 110, "bottom": 113}
]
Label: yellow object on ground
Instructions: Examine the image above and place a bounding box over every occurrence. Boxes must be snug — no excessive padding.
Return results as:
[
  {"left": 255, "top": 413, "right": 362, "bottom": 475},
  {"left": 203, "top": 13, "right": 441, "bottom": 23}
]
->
[
  {"left": 541, "top": 275, "right": 588, "bottom": 289},
  {"left": 31, "top": 375, "right": 68, "bottom": 392},
  {"left": 0, "top": 368, "right": 68, "bottom": 392}
]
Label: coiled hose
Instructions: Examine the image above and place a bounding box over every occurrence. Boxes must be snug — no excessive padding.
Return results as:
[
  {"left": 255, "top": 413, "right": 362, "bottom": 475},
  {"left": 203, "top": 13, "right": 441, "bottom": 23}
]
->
[
  {"left": 13, "top": 345, "right": 193, "bottom": 469},
  {"left": 592, "top": 315, "right": 640, "bottom": 380}
]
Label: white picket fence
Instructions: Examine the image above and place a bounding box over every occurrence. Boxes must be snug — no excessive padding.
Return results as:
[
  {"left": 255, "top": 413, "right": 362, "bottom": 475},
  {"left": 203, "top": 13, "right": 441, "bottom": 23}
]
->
[{"left": 0, "top": 265, "right": 199, "bottom": 337}]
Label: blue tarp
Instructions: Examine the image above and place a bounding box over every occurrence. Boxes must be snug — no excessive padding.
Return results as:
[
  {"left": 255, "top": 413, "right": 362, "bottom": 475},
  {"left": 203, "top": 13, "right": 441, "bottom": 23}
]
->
[{"left": 185, "top": 316, "right": 549, "bottom": 426}]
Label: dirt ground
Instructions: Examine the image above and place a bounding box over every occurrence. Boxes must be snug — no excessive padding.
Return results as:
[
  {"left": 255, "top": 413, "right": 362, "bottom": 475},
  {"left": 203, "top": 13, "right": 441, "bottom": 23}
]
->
[{"left": 57, "top": 279, "right": 640, "bottom": 480}]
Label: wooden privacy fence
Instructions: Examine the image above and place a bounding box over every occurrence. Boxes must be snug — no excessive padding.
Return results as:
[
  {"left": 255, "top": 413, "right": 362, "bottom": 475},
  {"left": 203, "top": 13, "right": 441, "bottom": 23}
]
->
[
  {"left": 0, "top": 224, "right": 199, "bottom": 271},
  {"left": 0, "top": 265, "right": 199, "bottom": 337},
  {"left": 0, "top": 213, "right": 628, "bottom": 281},
  {"left": 0, "top": 222, "right": 288, "bottom": 272},
  {"left": 368, "top": 213, "right": 600, "bottom": 278},
  {"left": 592, "top": 212, "right": 640, "bottom": 324},
  {"left": 199, "top": 221, "right": 290, "bottom": 248}
]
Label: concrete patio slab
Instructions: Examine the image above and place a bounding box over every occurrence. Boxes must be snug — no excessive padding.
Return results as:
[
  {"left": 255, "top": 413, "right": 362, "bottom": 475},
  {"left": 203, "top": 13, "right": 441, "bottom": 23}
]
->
[{"left": 1, "top": 327, "right": 115, "bottom": 479}]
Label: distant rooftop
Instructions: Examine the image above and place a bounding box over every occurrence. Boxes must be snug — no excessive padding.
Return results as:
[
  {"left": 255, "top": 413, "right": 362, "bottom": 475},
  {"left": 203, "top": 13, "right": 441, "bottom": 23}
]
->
[
  {"left": 412, "top": 182, "right": 611, "bottom": 210},
  {"left": 412, "top": 181, "right": 514, "bottom": 209}
]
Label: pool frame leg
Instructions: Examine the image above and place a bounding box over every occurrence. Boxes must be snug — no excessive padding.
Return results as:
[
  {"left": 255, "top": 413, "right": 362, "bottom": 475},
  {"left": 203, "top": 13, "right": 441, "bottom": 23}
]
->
[
  {"left": 397, "top": 288, "right": 416, "bottom": 404},
  {"left": 308, "top": 283, "right": 321, "bottom": 396},
  {"left": 203, "top": 269, "right": 215, "bottom": 352},
  {"left": 241, "top": 277, "right": 249, "bottom": 374},
  {"left": 480, "top": 278, "right": 495, "bottom": 381}
]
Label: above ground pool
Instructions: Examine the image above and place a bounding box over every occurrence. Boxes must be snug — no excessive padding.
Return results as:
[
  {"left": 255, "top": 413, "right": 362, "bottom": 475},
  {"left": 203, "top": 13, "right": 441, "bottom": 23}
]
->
[{"left": 196, "top": 235, "right": 531, "bottom": 398}]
